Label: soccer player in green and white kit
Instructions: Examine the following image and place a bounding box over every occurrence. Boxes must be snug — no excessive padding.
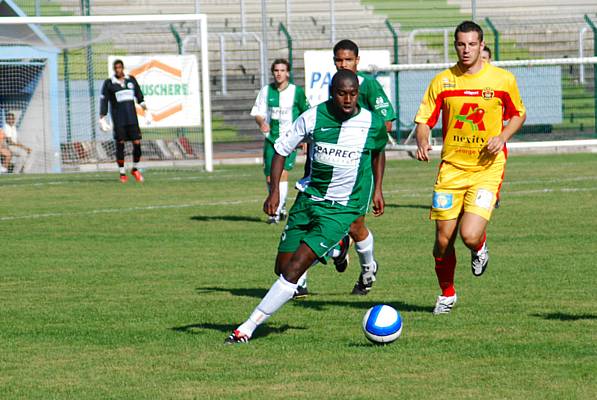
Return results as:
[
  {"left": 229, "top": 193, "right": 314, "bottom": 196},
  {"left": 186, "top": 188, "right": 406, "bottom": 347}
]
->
[
  {"left": 225, "top": 70, "right": 387, "bottom": 344},
  {"left": 251, "top": 59, "right": 310, "bottom": 224},
  {"left": 329, "top": 39, "right": 396, "bottom": 295}
]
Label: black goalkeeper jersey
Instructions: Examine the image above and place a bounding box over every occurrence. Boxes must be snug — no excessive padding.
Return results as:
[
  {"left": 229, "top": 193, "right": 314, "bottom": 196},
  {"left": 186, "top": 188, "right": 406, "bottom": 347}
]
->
[{"left": 100, "top": 75, "right": 145, "bottom": 127}]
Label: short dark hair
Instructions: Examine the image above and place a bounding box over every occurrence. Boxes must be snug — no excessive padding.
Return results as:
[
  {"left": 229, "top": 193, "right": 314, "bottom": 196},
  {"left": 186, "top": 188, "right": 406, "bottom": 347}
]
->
[
  {"left": 331, "top": 69, "right": 359, "bottom": 93},
  {"left": 270, "top": 58, "right": 291, "bottom": 73},
  {"left": 483, "top": 45, "right": 492, "bottom": 59},
  {"left": 333, "top": 39, "right": 359, "bottom": 56},
  {"left": 113, "top": 59, "right": 124, "bottom": 69},
  {"left": 6, "top": 112, "right": 15, "bottom": 118},
  {"left": 454, "top": 20, "right": 483, "bottom": 42}
]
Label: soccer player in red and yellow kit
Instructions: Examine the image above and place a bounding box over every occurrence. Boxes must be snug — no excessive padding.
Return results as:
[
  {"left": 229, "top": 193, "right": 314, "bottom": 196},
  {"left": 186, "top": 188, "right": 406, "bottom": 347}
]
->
[{"left": 415, "top": 21, "right": 526, "bottom": 315}]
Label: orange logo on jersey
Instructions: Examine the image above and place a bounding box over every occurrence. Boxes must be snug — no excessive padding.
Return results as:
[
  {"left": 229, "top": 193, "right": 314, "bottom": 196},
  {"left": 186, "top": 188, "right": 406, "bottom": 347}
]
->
[{"left": 454, "top": 103, "right": 486, "bottom": 132}]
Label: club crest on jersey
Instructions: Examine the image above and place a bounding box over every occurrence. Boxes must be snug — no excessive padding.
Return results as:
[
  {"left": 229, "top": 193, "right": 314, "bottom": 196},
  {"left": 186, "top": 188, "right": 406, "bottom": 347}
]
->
[
  {"left": 374, "top": 96, "right": 389, "bottom": 110},
  {"left": 482, "top": 87, "right": 494, "bottom": 100},
  {"left": 313, "top": 142, "right": 361, "bottom": 167},
  {"left": 127, "top": 82, "right": 134, "bottom": 89},
  {"left": 454, "top": 103, "right": 486, "bottom": 132}
]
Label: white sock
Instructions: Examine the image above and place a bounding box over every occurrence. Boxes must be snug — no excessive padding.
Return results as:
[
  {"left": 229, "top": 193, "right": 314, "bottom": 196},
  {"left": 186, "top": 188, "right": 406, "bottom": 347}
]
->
[
  {"left": 119, "top": 167, "right": 126, "bottom": 175},
  {"left": 133, "top": 162, "right": 139, "bottom": 170},
  {"left": 356, "top": 230, "right": 375, "bottom": 268},
  {"left": 237, "top": 275, "right": 297, "bottom": 337},
  {"left": 297, "top": 271, "right": 308, "bottom": 288},
  {"left": 277, "top": 181, "right": 289, "bottom": 215},
  {"left": 328, "top": 244, "right": 342, "bottom": 258}
]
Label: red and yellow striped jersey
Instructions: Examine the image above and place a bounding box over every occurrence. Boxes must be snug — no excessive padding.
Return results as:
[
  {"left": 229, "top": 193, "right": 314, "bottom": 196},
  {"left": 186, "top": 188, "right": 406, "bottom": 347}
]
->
[{"left": 415, "top": 62, "right": 526, "bottom": 171}]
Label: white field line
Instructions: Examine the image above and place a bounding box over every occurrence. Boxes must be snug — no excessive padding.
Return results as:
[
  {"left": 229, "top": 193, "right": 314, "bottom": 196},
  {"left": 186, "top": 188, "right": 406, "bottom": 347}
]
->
[
  {"left": 2, "top": 173, "right": 595, "bottom": 189},
  {"left": 503, "top": 187, "right": 597, "bottom": 195},
  {"left": 505, "top": 175, "right": 597, "bottom": 185},
  {"left": 0, "top": 198, "right": 262, "bottom": 222},
  {"left": 1, "top": 186, "right": 596, "bottom": 223},
  {"left": 386, "top": 186, "right": 597, "bottom": 198},
  {"left": 0, "top": 173, "right": 255, "bottom": 188},
  {"left": 0, "top": 168, "right": 233, "bottom": 182}
]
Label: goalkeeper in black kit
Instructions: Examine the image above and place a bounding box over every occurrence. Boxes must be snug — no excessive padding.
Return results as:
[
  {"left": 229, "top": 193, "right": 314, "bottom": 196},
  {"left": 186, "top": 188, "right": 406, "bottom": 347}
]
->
[{"left": 100, "top": 59, "right": 148, "bottom": 183}]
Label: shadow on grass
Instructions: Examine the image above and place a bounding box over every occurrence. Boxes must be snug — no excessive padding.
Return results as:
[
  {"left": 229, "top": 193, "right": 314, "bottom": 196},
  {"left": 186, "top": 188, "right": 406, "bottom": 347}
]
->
[
  {"left": 190, "top": 215, "right": 263, "bottom": 223},
  {"left": 347, "top": 342, "right": 393, "bottom": 348},
  {"left": 294, "top": 299, "right": 433, "bottom": 313},
  {"left": 385, "top": 203, "right": 429, "bottom": 210},
  {"left": 171, "top": 322, "right": 306, "bottom": 340},
  {"left": 196, "top": 286, "right": 434, "bottom": 313},
  {"left": 196, "top": 287, "right": 268, "bottom": 298},
  {"left": 531, "top": 312, "right": 597, "bottom": 321}
]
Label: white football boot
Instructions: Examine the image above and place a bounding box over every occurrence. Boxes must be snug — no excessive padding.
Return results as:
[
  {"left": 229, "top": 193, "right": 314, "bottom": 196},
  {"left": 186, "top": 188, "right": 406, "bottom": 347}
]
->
[
  {"left": 471, "top": 242, "right": 489, "bottom": 277},
  {"left": 433, "top": 294, "right": 458, "bottom": 315}
]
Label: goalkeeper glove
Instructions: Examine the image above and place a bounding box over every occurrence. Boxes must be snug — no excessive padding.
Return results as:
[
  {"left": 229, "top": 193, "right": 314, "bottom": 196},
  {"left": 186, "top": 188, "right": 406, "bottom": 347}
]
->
[{"left": 99, "top": 116, "right": 112, "bottom": 132}]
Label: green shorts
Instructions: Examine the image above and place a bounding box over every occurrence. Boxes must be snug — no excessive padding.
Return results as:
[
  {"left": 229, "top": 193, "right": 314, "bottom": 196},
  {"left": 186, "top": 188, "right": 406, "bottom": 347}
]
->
[
  {"left": 263, "top": 139, "right": 297, "bottom": 177},
  {"left": 278, "top": 192, "right": 361, "bottom": 261}
]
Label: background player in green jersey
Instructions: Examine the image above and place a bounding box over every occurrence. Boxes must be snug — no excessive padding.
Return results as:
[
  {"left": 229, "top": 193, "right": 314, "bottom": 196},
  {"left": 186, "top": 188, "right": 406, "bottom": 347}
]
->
[
  {"left": 330, "top": 39, "right": 397, "bottom": 295},
  {"left": 225, "top": 70, "right": 387, "bottom": 344},
  {"left": 251, "top": 59, "right": 310, "bottom": 224}
]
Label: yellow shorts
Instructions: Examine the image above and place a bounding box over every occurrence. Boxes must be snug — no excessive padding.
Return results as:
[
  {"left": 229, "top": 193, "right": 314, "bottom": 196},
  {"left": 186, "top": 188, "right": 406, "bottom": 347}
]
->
[{"left": 430, "top": 161, "right": 505, "bottom": 221}]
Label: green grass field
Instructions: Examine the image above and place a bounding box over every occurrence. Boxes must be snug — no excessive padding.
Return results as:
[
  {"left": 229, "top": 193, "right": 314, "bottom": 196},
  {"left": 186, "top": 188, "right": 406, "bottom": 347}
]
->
[{"left": 1, "top": 153, "right": 596, "bottom": 399}]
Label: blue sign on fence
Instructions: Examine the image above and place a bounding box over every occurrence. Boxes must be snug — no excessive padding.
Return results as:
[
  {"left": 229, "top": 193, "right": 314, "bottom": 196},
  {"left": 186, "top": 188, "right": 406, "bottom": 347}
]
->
[{"left": 395, "top": 66, "right": 562, "bottom": 128}]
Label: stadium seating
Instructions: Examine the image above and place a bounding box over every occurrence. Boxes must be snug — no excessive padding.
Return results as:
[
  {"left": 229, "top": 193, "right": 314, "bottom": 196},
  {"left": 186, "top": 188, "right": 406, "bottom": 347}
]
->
[
  {"left": 448, "top": 0, "right": 597, "bottom": 59},
  {"left": 8, "top": 0, "right": 597, "bottom": 163},
  {"left": 448, "top": 0, "right": 597, "bottom": 20},
  {"left": 58, "top": 0, "right": 399, "bottom": 143}
]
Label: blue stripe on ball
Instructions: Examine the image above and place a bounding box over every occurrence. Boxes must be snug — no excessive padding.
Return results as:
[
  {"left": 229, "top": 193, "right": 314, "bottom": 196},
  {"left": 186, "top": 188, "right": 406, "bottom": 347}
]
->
[{"left": 365, "top": 305, "right": 402, "bottom": 337}]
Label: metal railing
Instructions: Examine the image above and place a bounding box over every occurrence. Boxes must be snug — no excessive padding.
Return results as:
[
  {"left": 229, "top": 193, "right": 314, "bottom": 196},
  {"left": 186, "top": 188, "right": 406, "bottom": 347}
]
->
[
  {"left": 183, "top": 32, "right": 267, "bottom": 95},
  {"left": 408, "top": 28, "right": 452, "bottom": 64}
]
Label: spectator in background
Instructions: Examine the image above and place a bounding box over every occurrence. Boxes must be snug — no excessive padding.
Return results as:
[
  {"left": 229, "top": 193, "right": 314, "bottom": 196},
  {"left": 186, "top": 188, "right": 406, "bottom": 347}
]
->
[
  {"left": 1, "top": 112, "right": 32, "bottom": 173},
  {"left": 0, "top": 129, "right": 11, "bottom": 173},
  {"left": 482, "top": 45, "right": 492, "bottom": 63}
]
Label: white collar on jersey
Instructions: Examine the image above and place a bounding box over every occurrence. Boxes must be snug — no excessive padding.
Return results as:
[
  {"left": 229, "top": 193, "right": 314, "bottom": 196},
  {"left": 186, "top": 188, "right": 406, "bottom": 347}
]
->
[{"left": 111, "top": 74, "right": 130, "bottom": 85}]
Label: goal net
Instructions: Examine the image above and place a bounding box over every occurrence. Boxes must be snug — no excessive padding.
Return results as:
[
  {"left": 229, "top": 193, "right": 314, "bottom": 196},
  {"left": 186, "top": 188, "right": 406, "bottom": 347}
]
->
[
  {"left": 366, "top": 57, "right": 597, "bottom": 152},
  {"left": 0, "top": 14, "right": 213, "bottom": 173}
]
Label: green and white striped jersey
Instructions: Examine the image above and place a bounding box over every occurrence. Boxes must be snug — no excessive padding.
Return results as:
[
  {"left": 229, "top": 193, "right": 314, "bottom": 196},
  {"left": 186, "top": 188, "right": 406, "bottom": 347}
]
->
[
  {"left": 250, "top": 83, "right": 310, "bottom": 144},
  {"left": 275, "top": 101, "right": 387, "bottom": 209}
]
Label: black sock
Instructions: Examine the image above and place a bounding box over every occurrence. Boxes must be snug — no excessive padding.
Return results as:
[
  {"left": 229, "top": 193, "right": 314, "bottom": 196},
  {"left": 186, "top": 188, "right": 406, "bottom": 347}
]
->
[
  {"left": 132, "top": 142, "right": 142, "bottom": 168},
  {"left": 116, "top": 141, "right": 125, "bottom": 170}
]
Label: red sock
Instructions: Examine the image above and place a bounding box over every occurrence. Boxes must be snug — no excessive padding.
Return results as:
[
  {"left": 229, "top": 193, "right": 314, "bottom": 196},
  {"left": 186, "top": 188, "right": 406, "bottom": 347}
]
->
[
  {"left": 474, "top": 232, "right": 487, "bottom": 252},
  {"left": 435, "top": 250, "right": 456, "bottom": 297}
]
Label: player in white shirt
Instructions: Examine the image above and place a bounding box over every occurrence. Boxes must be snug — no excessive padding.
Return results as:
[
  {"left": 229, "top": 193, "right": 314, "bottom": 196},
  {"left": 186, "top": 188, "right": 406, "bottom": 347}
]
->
[{"left": 251, "top": 59, "right": 310, "bottom": 224}]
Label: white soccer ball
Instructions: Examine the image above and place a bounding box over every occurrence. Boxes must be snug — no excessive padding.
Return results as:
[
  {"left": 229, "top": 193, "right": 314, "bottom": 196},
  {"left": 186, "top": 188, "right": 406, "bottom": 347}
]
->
[{"left": 362, "top": 304, "right": 402, "bottom": 344}]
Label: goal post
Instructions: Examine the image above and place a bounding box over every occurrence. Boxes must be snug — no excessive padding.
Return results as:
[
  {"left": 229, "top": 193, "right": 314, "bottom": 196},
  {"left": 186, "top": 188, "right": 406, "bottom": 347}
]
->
[
  {"left": 363, "top": 56, "right": 597, "bottom": 154},
  {"left": 0, "top": 14, "right": 213, "bottom": 173}
]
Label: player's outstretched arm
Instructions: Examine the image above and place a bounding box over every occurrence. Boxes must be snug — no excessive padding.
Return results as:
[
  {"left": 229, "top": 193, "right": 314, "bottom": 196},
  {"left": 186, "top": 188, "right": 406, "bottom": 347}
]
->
[
  {"left": 263, "top": 153, "right": 286, "bottom": 216},
  {"left": 415, "top": 123, "right": 432, "bottom": 162},
  {"left": 99, "top": 80, "right": 109, "bottom": 118},
  {"left": 371, "top": 150, "right": 386, "bottom": 217}
]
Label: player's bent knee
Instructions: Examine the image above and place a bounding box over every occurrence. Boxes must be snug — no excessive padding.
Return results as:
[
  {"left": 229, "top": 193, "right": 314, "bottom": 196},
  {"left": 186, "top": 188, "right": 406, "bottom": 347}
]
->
[
  {"left": 349, "top": 217, "right": 368, "bottom": 241},
  {"left": 275, "top": 252, "right": 292, "bottom": 276},
  {"left": 433, "top": 239, "right": 453, "bottom": 258},
  {"left": 280, "top": 262, "right": 304, "bottom": 284},
  {"left": 460, "top": 228, "right": 484, "bottom": 249},
  {"left": 280, "top": 245, "right": 317, "bottom": 283}
]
